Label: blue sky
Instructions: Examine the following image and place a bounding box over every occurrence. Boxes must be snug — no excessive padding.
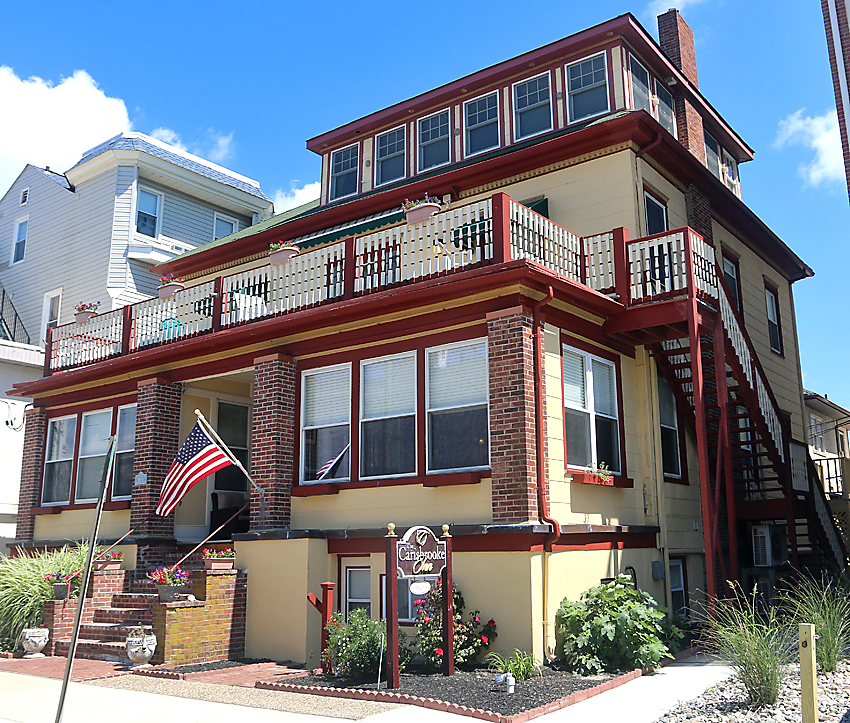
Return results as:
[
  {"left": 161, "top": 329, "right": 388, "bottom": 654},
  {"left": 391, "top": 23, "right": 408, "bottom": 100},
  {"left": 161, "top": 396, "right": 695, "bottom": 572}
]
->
[{"left": 1, "top": 0, "right": 848, "bottom": 404}]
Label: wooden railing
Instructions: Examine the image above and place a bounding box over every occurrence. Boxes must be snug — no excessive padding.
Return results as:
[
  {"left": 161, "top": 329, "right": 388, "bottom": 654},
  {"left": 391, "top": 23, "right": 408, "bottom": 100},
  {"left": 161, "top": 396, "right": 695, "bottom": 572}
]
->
[{"left": 508, "top": 199, "right": 581, "bottom": 282}]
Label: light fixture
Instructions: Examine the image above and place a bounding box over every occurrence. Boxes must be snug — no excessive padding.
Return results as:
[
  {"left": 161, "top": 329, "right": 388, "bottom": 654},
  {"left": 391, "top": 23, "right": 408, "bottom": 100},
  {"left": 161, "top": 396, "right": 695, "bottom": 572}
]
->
[{"left": 664, "top": 77, "right": 677, "bottom": 86}]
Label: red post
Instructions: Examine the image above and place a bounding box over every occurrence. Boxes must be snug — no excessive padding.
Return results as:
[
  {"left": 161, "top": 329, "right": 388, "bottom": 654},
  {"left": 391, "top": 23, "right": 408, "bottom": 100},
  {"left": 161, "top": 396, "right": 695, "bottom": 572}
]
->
[
  {"left": 385, "top": 525, "right": 400, "bottom": 689},
  {"left": 491, "top": 192, "right": 512, "bottom": 264},
  {"left": 120, "top": 304, "right": 133, "bottom": 355},
  {"left": 212, "top": 276, "right": 224, "bottom": 332},
  {"left": 307, "top": 582, "right": 336, "bottom": 672},
  {"left": 612, "top": 227, "right": 630, "bottom": 304},
  {"left": 343, "top": 236, "right": 357, "bottom": 300},
  {"left": 42, "top": 325, "right": 52, "bottom": 377},
  {"left": 441, "top": 527, "right": 454, "bottom": 676}
]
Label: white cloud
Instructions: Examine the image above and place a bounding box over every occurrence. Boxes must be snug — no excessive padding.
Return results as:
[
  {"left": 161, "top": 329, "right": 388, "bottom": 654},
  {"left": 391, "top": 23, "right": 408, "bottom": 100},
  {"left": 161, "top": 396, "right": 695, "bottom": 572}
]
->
[
  {"left": 645, "top": 0, "right": 707, "bottom": 21},
  {"left": 273, "top": 182, "right": 321, "bottom": 213},
  {"left": 206, "top": 131, "right": 234, "bottom": 163},
  {"left": 0, "top": 67, "right": 131, "bottom": 193},
  {"left": 774, "top": 109, "right": 844, "bottom": 186},
  {"left": 150, "top": 126, "right": 188, "bottom": 151}
]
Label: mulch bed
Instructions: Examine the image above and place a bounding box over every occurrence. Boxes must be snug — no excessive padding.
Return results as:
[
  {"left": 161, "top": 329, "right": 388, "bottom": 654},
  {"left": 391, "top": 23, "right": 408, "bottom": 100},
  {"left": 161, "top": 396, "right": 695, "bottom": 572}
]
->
[{"left": 162, "top": 658, "right": 275, "bottom": 674}]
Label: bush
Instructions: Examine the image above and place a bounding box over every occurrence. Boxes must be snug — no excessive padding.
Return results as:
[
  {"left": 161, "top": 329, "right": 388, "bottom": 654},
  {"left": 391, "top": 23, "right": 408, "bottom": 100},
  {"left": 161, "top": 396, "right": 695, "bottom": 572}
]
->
[
  {"left": 702, "top": 583, "right": 794, "bottom": 706},
  {"left": 414, "top": 582, "right": 497, "bottom": 669},
  {"left": 324, "top": 609, "right": 387, "bottom": 679},
  {"left": 0, "top": 545, "right": 89, "bottom": 648},
  {"left": 555, "top": 574, "right": 670, "bottom": 674},
  {"left": 486, "top": 649, "right": 541, "bottom": 680}
]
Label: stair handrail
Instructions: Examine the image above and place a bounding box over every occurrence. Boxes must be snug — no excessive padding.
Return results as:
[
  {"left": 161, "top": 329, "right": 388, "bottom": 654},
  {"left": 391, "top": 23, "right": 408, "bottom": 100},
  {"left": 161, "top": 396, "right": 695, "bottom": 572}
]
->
[
  {"left": 0, "top": 283, "right": 30, "bottom": 345},
  {"left": 806, "top": 449, "right": 848, "bottom": 568},
  {"left": 715, "top": 269, "right": 786, "bottom": 461}
]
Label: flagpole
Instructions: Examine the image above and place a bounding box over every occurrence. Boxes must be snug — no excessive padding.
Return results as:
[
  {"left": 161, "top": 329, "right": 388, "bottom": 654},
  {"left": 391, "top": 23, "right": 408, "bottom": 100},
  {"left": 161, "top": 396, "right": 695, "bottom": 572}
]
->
[{"left": 55, "top": 437, "right": 117, "bottom": 723}]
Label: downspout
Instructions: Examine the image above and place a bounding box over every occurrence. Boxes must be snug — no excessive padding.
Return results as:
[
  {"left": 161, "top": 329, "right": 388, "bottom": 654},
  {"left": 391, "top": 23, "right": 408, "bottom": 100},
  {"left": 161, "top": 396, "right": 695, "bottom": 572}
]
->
[
  {"left": 532, "top": 285, "right": 558, "bottom": 662},
  {"left": 636, "top": 131, "right": 663, "bottom": 160}
]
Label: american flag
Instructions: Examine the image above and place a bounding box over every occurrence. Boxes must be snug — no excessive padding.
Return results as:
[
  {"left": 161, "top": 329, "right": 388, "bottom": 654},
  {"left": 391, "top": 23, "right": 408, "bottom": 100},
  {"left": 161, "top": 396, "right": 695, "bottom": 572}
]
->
[
  {"left": 156, "top": 422, "right": 233, "bottom": 517},
  {"left": 316, "top": 443, "right": 350, "bottom": 481}
]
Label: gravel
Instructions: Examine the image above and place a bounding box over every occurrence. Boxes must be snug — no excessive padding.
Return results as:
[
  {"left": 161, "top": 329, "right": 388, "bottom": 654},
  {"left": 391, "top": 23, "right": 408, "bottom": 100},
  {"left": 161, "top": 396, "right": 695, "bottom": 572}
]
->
[{"left": 656, "top": 661, "right": 850, "bottom": 723}]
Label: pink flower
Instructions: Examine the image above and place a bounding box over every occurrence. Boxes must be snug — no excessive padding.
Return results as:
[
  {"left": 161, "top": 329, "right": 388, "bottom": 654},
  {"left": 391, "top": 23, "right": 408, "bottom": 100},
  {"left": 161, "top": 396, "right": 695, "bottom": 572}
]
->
[
  {"left": 475, "top": 616, "right": 480, "bottom": 622},
  {"left": 481, "top": 635, "right": 489, "bottom": 644},
  {"left": 436, "top": 648, "right": 444, "bottom": 656},
  {"left": 487, "top": 620, "right": 496, "bottom": 627},
  {"left": 423, "top": 616, "right": 431, "bottom": 623}
]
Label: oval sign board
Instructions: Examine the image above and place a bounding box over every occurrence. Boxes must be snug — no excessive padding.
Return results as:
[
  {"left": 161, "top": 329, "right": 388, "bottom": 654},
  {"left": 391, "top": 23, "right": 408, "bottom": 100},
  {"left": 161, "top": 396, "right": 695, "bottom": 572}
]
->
[
  {"left": 397, "top": 525, "right": 447, "bottom": 578},
  {"left": 409, "top": 580, "right": 432, "bottom": 595}
]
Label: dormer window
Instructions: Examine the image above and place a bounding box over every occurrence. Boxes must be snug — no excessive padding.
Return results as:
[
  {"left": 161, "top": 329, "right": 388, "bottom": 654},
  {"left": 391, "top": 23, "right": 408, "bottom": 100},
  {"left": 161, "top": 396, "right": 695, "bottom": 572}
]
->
[
  {"left": 566, "top": 54, "right": 609, "bottom": 123},
  {"left": 418, "top": 110, "right": 450, "bottom": 171},
  {"left": 514, "top": 73, "right": 552, "bottom": 140},
  {"left": 654, "top": 80, "right": 676, "bottom": 136},
  {"left": 375, "top": 127, "right": 406, "bottom": 186},
  {"left": 704, "top": 131, "right": 741, "bottom": 197},
  {"left": 330, "top": 144, "right": 359, "bottom": 201},
  {"left": 630, "top": 55, "right": 652, "bottom": 113},
  {"left": 464, "top": 92, "right": 499, "bottom": 157}
]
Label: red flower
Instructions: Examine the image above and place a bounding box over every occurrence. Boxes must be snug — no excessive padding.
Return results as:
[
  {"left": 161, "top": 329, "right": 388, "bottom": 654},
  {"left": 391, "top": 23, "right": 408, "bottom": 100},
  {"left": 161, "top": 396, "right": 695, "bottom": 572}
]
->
[
  {"left": 481, "top": 635, "right": 489, "bottom": 644},
  {"left": 423, "top": 616, "right": 431, "bottom": 623},
  {"left": 475, "top": 616, "right": 480, "bottom": 622},
  {"left": 436, "top": 648, "right": 444, "bottom": 656},
  {"left": 487, "top": 620, "right": 496, "bottom": 627}
]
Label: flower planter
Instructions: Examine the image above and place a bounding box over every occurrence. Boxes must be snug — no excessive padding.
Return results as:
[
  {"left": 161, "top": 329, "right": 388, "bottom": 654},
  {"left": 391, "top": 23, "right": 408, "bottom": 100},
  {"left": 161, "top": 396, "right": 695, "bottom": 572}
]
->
[
  {"left": 204, "top": 558, "right": 234, "bottom": 571},
  {"left": 52, "top": 583, "right": 69, "bottom": 600},
  {"left": 157, "top": 282, "right": 185, "bottom": 299},
  {"left": 156, "top": 584, "right": 185, "bottom": 602},
  {"left": 74, "top": 311, "right": 97, "bottom": 324},
  {"left": 269, "top": 246, "right": 300, "bottom": 265},
  {"left": 404, "top": 203, "right": 441, "bottom": 224},
  {"left": 125, "top": 634, "right": 157, "bottom": 668},
  {"left": 20, "top": 628, "right": 49, "bottom": 658},
  {"left": 93, "top": 560, "right": 121, "bottom": 572}
]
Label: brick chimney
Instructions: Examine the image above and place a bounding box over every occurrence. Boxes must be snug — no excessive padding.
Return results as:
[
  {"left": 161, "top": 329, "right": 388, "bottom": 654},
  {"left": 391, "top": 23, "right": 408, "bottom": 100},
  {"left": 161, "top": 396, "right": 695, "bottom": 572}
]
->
[{"left": 657, "top": 9, "right": 705, "bottom": 164}]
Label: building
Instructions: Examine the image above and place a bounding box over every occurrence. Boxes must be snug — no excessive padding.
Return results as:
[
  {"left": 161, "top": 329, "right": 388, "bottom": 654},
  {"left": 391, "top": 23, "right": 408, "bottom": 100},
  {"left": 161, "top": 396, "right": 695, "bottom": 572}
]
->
[
  {"left": 10, "top": 10, "right": 845, "bottom": 666},
  {"left": 822, "top": 0, "right": 850, "bottom": 202}
]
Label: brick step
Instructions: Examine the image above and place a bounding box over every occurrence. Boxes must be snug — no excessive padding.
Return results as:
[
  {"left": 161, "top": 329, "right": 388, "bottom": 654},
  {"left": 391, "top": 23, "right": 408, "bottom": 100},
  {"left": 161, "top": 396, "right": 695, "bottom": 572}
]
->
[
  {"left": 93, "top": 607, "right": 153, "bottom": 624},
  {"left": 54, "top": 638, "right": 129, "bottom": 663},
  {"left": 112, "top": 592, "right": 158, "bottom": 608},
  {"left": 79, "top": 621, "right": 150, "bottom": 642}
]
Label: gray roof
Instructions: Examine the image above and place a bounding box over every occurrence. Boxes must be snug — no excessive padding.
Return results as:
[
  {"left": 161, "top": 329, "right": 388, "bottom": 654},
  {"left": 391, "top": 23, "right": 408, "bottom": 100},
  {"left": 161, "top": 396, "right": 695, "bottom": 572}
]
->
[
  {"left": 38, "top": 166, "right": 72, "bottom": 191},
  {"left": 70, "top": 133, "right": 269, "bottom": 201}
]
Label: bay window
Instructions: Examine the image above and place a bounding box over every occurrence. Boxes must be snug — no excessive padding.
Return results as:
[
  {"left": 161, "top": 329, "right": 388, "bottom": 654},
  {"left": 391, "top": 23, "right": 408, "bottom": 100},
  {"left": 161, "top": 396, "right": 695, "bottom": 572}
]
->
[
  {"left": 301, "top": 364, "right": 351, "bottom": 482},
  {"left": 43, "top": 416, "right": 76, "bottom": 504}
]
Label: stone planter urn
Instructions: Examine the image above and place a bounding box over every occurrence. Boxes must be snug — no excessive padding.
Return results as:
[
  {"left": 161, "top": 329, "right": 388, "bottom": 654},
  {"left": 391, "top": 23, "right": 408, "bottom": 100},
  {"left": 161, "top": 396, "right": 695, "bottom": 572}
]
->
[
  {"left": 269, "top": 245, "right": 300, "bottom": 265},
  {"left": 93, "top": 560, "right": 121, "bottom": 572},
  {"left": 156, "top": 584, "right": 185, "bottom": 602},
  {"left": 404, "top": 202, "right": 441, "bottom": 224},
  {"left": 204, "top": 558, "right": 234, "bottom": 571},
  {"left": 20, "top": 628, "right": 49, "bottom": 658},
  {"left": 52, "top": 583, "right": 69, "bottom": 599},
  {"left": 157, "top": 282, "right": 185, "bottom": 299},
  {"left": 125, "top": 633, "right": 157, "bottom": 668},
  {"left": 74, "top": 311, "right": 98, "bottom": 324}
]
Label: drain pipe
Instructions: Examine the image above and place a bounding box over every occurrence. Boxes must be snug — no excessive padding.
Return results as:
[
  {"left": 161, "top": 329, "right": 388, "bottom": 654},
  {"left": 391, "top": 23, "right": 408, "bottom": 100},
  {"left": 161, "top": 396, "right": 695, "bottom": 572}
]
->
[
  {"left": 636, "top": 131, "right": 662, "bottom": 159},
  {"left": 532, "top": 285, "right": 559, "bottom": 662}
]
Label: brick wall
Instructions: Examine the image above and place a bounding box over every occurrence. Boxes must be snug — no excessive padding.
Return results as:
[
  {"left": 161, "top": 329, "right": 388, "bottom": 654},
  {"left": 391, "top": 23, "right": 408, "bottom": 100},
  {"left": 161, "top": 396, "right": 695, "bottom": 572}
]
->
[
  {"left": 151, "top": 569, "right": 247, "bottom": 665},
  {"left": 488, "top": 308, "right": 540, "bottom": 523},
  {"left": 686, "top": 184, "right": 713, "bottom": 244},
  {"left": 251, "top": 355, "right": 296, "bottom": 529},
  {"left": 16, "top": 407, "right": 47, "bottom": 540},
  {"left": 658, "top": 9, "right": 699, "bottom": 88},
  {"left": 821, "top": 0, "right": 850, "bottom": 203}
]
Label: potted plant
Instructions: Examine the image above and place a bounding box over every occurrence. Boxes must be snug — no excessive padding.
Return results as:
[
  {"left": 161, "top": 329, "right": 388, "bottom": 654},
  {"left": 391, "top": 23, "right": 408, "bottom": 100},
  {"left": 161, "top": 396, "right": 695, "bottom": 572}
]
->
[
  {"left": 202, "top": 547, "right": 236, "bottom": 570},
  {"left": 269, "top": 241, "right": 300, "bottom": 265},
  {"left": 402, "top": 194, "right": 441, "bottom": 224},
  {"left": 20, "top": 624, "right": 49, "bottom": 658},
  {"left": 157, "top": 273, "right": 185, "bottom": 298},
  {"left": 147, "top": 565, "right": 189, "bottom": 602},
  {"left": 125, "top": 625, "right": 157, "bottom": 668},
  {"left": 93, "top": 550, "right": 123, "bottom": 572},
  {"left": 73, "top": 301, "right": 100, "bottom": 324},
  {"left": 43, "top": 571, "right": 77, "bottom": 599}
]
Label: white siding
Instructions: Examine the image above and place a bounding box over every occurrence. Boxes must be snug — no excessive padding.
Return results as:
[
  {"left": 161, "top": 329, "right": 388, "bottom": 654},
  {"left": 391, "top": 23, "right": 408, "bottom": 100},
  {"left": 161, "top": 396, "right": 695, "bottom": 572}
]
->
[{"left": 108, "top": 165, "right": 137, "bottom": 290}]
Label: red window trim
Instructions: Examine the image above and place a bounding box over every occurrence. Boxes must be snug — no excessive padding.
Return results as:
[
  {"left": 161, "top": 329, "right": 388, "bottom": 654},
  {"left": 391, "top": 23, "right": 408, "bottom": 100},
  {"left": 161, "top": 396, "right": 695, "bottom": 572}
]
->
[{"left": 763, "top": 280, "right": 784, "bottom": 357}]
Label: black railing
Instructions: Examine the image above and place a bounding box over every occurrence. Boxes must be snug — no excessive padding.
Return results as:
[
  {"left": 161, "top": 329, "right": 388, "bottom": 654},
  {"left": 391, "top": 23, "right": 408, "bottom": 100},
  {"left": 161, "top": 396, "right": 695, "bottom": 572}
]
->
[{"left": 0, "top": 284, "right": 30, "bottom": 345}]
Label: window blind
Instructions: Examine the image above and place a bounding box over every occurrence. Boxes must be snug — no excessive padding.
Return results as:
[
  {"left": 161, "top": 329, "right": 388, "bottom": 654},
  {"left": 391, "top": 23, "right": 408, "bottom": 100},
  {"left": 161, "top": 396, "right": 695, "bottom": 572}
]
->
[
  {"left": 562, "top": 350, "right": 586, "bottom": 408},
  {"left": 303, "top": 367, "right": 350, "bottom": 427},
  {"left": 363, "top": 356, "right": 415, "bottom": 419},
  {"left": 428, "top": 342, "right": 487, "bottom": 409}
]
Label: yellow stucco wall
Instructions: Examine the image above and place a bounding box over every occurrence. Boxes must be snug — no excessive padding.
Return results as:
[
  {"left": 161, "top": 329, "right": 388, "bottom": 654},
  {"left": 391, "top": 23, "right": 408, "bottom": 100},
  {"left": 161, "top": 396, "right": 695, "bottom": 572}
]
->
[{"left": 33, "top": 509, "right": 130, "bottom": 541}]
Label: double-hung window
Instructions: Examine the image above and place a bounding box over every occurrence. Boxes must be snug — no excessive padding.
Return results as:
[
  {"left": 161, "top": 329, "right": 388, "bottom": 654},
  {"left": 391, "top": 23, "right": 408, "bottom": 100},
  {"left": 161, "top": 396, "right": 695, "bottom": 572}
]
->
[
  {"left": 136, "top": 189, "right": 160, "bottom": 238},
  {"left": 12, "top": 218, "right": 28, "bottom": 264},
  {"left": 562, "top": 345, "right": 621, "bottom": 473},
  {"left": 43, "top": 416, "right": 76, "bottom": 504},
  {"left": 810, "top": 415, "right": 825, "bottom": 451},
  {"left": 722, "top": 254, "right": 742, "bottom": 310},
  {"left": 329, "top": 144, "right": 359, "bottom": 201},
  {"left": 426, "top": 340, "right": 489, "bottom": 472},
  {"left": 721, "top": 148, "right": 740, "bottom": 197},
  {"left": 654, "top": 80, "right": 676, "bottom": 136},
  {"left": 658, "top": 375, "right": 681, "bottom": 478},
  {"left": 630, "top": 56, "right": 652, "bottom": 113},
  {"left": 765, "top": 285, "right": 783, "bottom": 354},
  {"left": 113, "top": 405, "right": 137, "bottom": 499},
  {"left": 76, "top": 409, "right": 112, "bottom": 501},
  {"left": 214, "top": 214, "right": 237, "bottom": 241},
  {"left": 302, "top": 365, "right": 351, "bottom": 482},
  {"left": 566, "top": 54, "right": 609, "bottom": 123},
  {"left": 375, "top": 127, "right": 406, "bottom": 186},
  {"left": 345, "top": 567, "right": 371, "bottom": 618},
  {"left": 514, "top": 74, "right": 552, "bottom": 140},
  {"left": 464, "top": 92, "right": 499, "bottom": 156},
  {"left": 42, "top": 290, "right": 61, "bottom": 342},
  {"left": 361, "top": 354, "right": 416, "bottom": 478},
  {"left": 418, "top": 111, "right": 450, "bottom": 171},
  {"left": 644, "top": 191, "right": 668, "bottom": 236}
]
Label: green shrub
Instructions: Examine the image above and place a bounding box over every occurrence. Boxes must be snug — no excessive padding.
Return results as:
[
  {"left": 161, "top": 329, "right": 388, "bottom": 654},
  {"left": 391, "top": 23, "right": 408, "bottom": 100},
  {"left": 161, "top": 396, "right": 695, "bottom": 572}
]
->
[
  {"left": 486, "top": 649, "right": 541, "bottom": 680},
  {"left": 324, "top": 609, "right": 387, "bottom": 679},
  {"left": 554, "top": 574, "right": 670, "bottom": 674},
  {"left": 0, "top": 545, "right": 89, "bottom": 648},
  {"left": 702, "top": 583, "right": 794, "bottom": 706}
]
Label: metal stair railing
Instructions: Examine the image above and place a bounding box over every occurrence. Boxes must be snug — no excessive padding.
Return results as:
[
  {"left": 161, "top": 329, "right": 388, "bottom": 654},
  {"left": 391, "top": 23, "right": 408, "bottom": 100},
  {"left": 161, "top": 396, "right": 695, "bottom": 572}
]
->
[{"left": 0, "top": 283, "right": 30, "bottom": 345}]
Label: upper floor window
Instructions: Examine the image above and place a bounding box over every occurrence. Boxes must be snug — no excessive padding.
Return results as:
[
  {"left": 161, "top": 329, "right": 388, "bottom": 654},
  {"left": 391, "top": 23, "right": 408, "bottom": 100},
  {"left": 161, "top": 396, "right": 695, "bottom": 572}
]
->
[
  {"left": 654, "top": 80, "right": 676, "bottom": 136},
  {"left": 705, "top": 131, "right": 721, "bottom": 178},
  {"left": 566, "top": 54, "right": 609, "bottom": 123},
  {"left": 12, "top": 218, "right": 28, "bottom": 264},
  {"left": 214, "top": 213, "right": 237, "bottom": 241},
  {"left": 630, "top": 55, "right": 652, "bottom": 114},
  {"left": 418, "top": 110, "right": 451, "bottom": 171},
  {"left": 705, "top": 131, "right": 741, "bottom": 198},
  {"left": 464, "top": 92, "right": 499, "bottom": 157},
  {"left": 43, "top": 416, "right": 77, "bottom": 504},
  {"left": 658, "top": 374, "right": 681, "bottom": 478},
  {"left": 329, "top": 144, "right": 359, "bottom": 201},
  {"left": 765, "top": 285, "right": 783, "bottom": 354},
  {"left": 137, "top": 188, "right": 160, "bottom": 238},
  {"left": 722, "top": 253, "right": 742, "bottom": 311},
  {"left": 19, "top": 188, "right": 28, "bottom": 206},
  {"left": 375, "top": 127, "right": 406, "bottom": 186},
  {"left": 42, "top": 290, "right": 61, "bottom": 342},
  {"left": 301, "top": 364, "right": 351, "bottom": 482},
  {"left": 810, "top": 414, "right": 825, "bottom": 451},
  {"left": 722, "top": 148, "right": 740, "bottom": 197},
  {"left": 514, "top": 73, "right": 552, "bottom": 140},
  {"left": 644, "top": 191, "right": 668, "bottom": 236},
  {"left": 562, "top": 345, "right": 621, "bottom": 474}
]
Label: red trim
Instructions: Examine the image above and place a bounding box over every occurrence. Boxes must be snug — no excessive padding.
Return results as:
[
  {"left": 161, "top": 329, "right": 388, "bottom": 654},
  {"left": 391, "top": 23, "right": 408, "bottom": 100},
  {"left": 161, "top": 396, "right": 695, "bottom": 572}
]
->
[
  {"left": 29, "top": 499, "right": 131, "bottom": 514},
  {"left": 30, "top": 506, "right": 61, "bottom": 515},
  {"left": 569, "top": 471, "right": 634, "bottom": 488},
  {"left": 45, "top": 395, "right": 137, "bottom": 418},
  {"left": 292, "top": 472, "right": 482, "bottom": 496},
  {"left": 550, "top": 533, "right": 656, "bottom": 550}
]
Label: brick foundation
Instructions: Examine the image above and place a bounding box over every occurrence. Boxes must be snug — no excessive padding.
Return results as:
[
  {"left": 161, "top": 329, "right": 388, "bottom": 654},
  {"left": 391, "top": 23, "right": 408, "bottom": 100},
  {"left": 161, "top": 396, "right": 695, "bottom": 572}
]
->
[{"left": 16, "top": 407, "right": 47, "bottom": 541}]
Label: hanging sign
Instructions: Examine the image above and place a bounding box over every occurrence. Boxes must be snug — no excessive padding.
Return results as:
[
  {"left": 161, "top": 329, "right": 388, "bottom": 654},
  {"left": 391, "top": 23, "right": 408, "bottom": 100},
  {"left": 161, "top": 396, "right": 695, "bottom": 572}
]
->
[{"left": 396, "top": 525, "right": 447, "bottom": 578}]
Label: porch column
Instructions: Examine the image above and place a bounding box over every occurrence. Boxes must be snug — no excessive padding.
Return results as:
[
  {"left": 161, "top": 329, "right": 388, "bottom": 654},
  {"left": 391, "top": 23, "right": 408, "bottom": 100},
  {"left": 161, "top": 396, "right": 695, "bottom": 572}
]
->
[
  {"left": 487, "top": 307, "right": 541, "bottom": 523},
  {"left": 16, "top": 406, "right": 48, "bottom": 541},
  {"left": 251, "top": 354, "right": 296, "bottom": 530}
]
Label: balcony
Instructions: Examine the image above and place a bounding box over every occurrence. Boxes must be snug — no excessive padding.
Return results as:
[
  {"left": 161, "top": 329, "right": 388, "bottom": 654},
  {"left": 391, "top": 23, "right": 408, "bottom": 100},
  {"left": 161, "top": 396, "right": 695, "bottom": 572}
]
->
[{"left": 44, "top": 192, "right": 718, "bottom": 375}]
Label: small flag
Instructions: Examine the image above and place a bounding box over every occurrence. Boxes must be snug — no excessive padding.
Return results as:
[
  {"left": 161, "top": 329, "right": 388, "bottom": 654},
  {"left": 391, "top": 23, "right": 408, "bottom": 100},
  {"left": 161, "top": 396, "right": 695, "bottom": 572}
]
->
[
  {"left": 156, "top": 422, "right": 233, "bottom": 516},
  {"left": 316, "top": 443, "right": 350, "bottom": 481}
]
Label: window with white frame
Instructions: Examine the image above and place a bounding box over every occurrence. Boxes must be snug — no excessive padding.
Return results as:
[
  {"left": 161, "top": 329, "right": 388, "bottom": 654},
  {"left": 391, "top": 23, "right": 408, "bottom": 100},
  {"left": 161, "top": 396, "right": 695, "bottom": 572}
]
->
[
  {"left": 704, "top": 131, "right": 721, "bottom": 178},
  {"left": 722, "top": 254, "right": 741, "bottom": 310},
  {"left": 566, "top": 54, "right": 609, "bottom": 123},
  {"left": 376, "top": 127, "right": 406, "bottom": 186},
  {"left": 136, "top": 188, "right": 160, "bottom": 238},
  {"left": 669, "top": 559, "right": 687, "bottom": 617},
  {"left": 75, "top": 409, "right": 112, "bottom": 501},
  {"left": 704, "top": 133, "right": 741, "bottom": 197},
  {"left": 721, "top": 147, "right": 740, "bottom": 197},
  {"left": 658, "top": 375, "right": 681, "bottom": 477},
  {"left": 329, "top": 144, "right": 359, "bottom": 201},
  {"left": 810, "top": 414, "right": 825, "bottom": 451},
  {"left": 214, "top": 214, "right": 237, "bottom": 241},
  {"left": 426, "top": 340, "right": 489, "bottom": 472},
  {"left": 12, "top": 218, "right": 28, "bottom": 264},
  {"left": 42, "top": 290, "right": 61, "bottom": 341},
  {"left": 113, "top": 405, "right": 136, "bottom": 499},
  {"left": 346, "top": 567, "right": 371, "bottom": 618},
  {"left": 514, "top": 73, "right": 552, "bottom": 140},
  {"left": 301, "top": 365, "right": 351, "bottom": 482},
  {"left": 361, "top": 354, "right": 416, "bottom": 478},
  {"left": 654, "top": 80, "right": 676, "bottom": 136},
  {"left": 418, "top": 110, "right": 450, "bottom": 171},
  {"left": 464, "top": 92, "right": 499, "bottom": 156},
  {"left": 215, "top": 401, "right": 250, "bottom": 491},
  {"left": 765, "top": 285, "right": 783, "bottom": 354},
  {"left": 43, "top": 416, "right": 76, "bottom": 504},
  {"left": 19, "top": 188, "right": 28, "bottom": 206},
  {"left": 562, "top": 345, "right": 621, "bottom": 473},
  {"left": 644, "top": 191, "right": 668, "bottom": 236},
  {"left": 630, "top": 55, "right": 652, "bottom": 113},
  {"left": 382, "top": 575, "right": 439, "bottom": 622}
]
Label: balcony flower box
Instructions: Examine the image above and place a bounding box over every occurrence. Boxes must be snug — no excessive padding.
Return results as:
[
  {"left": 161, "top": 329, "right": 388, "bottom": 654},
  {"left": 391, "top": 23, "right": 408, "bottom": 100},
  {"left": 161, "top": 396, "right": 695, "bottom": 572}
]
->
[
  {"left": 203, "top": 547, "right": 235, "bottom": 570},
  {"left": 74, "top": 311, "right": 98, "bottom": 324},
  {"left": 158, "top": 274, "right": 184, "bottom": 298},
  {"left": 93, "top": 559, "right": 121, "bottom": 572},
  {"left": 403, "top": 195, "right": 441, "bottom": 224},
  {"left": 269, "top": 242, "right": 300, "bottom": 265},
  {"left": 73, "top": 301, "right": 100, "bottom": 324}
]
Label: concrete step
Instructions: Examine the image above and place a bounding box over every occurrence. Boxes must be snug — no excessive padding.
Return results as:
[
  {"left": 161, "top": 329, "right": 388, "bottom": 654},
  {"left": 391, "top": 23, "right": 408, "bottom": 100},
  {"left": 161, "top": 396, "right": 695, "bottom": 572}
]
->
[
  {"left": 92, "top": 607, "right": 152, "bottom": 624},
  {"left": 54, "top": 638, "right": 129, "bottom": 663}
]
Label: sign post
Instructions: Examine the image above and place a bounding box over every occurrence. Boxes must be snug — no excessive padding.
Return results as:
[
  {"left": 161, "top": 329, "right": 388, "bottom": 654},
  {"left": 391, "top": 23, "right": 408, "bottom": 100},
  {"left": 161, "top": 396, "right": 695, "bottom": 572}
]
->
[
  {"left": 385, "top": 523, "right": 400, "bottom": 690},
  {"left": 440, "top": 524, "right": 454, "bottom": 676}
]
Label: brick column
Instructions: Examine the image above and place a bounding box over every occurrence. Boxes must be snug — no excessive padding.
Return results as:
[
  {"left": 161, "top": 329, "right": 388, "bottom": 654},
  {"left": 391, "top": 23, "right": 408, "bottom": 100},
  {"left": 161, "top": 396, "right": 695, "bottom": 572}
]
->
[
  {"left": 487, "top": 307, "right": 540, "bottom": 523},
  {"left": 686, "top": 184, "right": 713, "bottom": 244},
  {"left": 130, "top": 378, "right": 181, "bottom": 543},
  {"left": 251, "top": 354, "right": 296, "bottom": 530},
  {"left": 16, "top": 407, "right": 47, "bottom": 541}
]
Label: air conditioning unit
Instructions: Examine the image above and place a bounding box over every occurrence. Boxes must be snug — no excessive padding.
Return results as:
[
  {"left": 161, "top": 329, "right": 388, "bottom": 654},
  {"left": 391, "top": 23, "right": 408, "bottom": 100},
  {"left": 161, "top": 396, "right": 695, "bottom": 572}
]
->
[{"left": 752, "top": 524, "right": 789, "bottom": 567}]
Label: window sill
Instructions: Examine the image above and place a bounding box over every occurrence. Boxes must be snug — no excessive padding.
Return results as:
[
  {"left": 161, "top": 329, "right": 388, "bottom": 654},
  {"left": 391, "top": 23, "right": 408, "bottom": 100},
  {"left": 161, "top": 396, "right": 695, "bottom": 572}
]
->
[
  {"left": 292, "top": 471, "right": 484, "bottom": 497},
  {"left": 664, "top": 475, "right": 688, "bottom": 486},
  {"left": 30, "top": 500, "right": 131, "bottom": 514},
  {"left": 569, "top": 471, "right": 633, "bottom": 488}
]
